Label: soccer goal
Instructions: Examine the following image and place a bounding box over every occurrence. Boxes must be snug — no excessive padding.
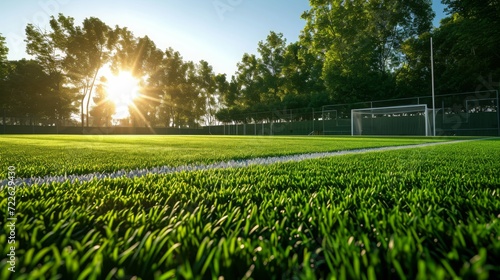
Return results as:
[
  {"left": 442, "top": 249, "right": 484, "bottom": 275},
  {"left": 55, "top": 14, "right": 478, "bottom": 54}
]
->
[{"left": 351, "top": 104, "right": 432, "bottom": 136}]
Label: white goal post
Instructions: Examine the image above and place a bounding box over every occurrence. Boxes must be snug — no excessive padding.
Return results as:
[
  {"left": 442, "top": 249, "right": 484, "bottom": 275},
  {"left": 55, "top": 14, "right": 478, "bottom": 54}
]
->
[{"left": 351, "top": 104, "right": 432, "bottom": 136}]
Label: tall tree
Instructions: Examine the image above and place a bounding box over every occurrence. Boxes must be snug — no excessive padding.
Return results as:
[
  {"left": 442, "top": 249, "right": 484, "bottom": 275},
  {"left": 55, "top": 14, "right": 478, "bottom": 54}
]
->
[
  {"left": 112, "top": 30, "right": 164, "bottom": 127},
  {"left": 257, "top": 31, "right": 287, "bottom": 105},
  {"left": 25, "top": 15, "right": 78, "bottom": 121},
  {"left": 215, "top": 75, "right": 242, "bottom": 123},
  {"left": 0, "top": 34, "right": 9, "bottom": 117},
  {"left": 214, "top": 73, "right": 229, "bottom": 104},
  {"left": 442, "top": 0, "right": 500, "bottom": 20},
  {"left": 156, "top": 48, "right": 205, "bottom": 127},
  {"left": 437, "top": 0, "right": 499, "bottom": 92},
  {"left": 301, "top": 0, "right": 434, "bottom": 103},
  {"left": 1, "top": 60, "right": 52, "bottom": 122},
  {"left": 218, "top": 31, "right": 325, "bottom": 123},
  {"left": 0, "top": 33, "right": 8, "bottom": 77},
  {"left": 158, "top": 47, "right": 184, "bottom": 127},
  {"left": 64, "top": 16, "right": 118, "bottom": 127},
  {"left": 184, "top": 61, "right": 204, "bottom": 127},
  {"left": 395, "top": 32, "right": 434, "bottom": 97},
  {"left": 280, "top": 41, "right": 327, "bottom": 109},
  {"left": 399, "top": 0, "right": 500, "bottom": 95},
  {"left": 89, "top": 76, "right": 115, "bottom": 127},
  {"left": 235, "top": 53, "right": 263, "bottom": 111},
  {"left": 197, "top": 60, "right": 217, "bottom": 126}
]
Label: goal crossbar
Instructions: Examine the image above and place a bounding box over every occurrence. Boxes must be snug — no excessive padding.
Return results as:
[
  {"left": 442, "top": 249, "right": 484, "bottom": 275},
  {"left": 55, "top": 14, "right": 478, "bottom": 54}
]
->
[{"left": 351, "top": 104, "right": 428, "bottom": 114}]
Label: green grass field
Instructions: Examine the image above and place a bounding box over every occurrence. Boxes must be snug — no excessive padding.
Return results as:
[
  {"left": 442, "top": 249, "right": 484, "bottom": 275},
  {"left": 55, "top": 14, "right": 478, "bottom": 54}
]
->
[
  {"left": 0, "top": 135, "right": 455, "bottom": 178},
  {"left": 1, "top": 135, "right": 499, "bottom": 279}
]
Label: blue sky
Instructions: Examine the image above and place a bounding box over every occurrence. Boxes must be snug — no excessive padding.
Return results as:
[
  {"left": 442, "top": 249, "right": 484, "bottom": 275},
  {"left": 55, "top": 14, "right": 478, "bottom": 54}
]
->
[{"left": 1, "top": 0, "right": 447, "bottom": 76}]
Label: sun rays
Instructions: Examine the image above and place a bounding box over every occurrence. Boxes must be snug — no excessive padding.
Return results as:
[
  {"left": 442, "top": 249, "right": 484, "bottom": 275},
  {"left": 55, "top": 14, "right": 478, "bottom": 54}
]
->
[{"left": 105, "top": 71, "right": 140, "bottom": 119}]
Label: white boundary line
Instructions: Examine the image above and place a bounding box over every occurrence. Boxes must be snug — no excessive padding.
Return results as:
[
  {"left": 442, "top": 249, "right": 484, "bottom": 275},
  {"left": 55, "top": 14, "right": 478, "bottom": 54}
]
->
[{"left": 2, "top": 138, "right": 495, "bottom": 187}]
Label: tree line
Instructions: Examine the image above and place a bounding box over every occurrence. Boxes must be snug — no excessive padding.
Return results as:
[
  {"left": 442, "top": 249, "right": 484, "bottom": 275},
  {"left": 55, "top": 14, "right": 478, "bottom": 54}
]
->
[
  {"left": 0, "top": 15, "right": 224, "bottom": 128},
  {"left": 0, "top": 0, "right": 498, "bottom": 127}
]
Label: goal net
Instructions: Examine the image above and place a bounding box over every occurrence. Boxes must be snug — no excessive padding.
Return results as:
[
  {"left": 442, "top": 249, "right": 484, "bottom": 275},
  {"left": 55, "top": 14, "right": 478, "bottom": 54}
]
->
[{"left": 351, "top": 104, "right": 431, "bottom": 136}]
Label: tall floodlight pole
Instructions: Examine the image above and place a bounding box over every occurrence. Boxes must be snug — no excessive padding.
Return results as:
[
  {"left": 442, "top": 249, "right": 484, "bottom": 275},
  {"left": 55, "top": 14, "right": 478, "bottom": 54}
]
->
[
  {"left": 430, "top": 37, "right": 436, "bottom": 136},
  {"left": 497, "top": 90, "right": 500, "bottom": 136}
]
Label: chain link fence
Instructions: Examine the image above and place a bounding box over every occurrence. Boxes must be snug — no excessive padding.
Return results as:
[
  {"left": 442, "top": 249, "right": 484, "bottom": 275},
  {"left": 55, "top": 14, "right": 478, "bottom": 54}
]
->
[
  {"left": 218, "top": 90, "right": 499, "bottom": 136},
  {"left": 2, "top": 90, "right": 499, "bottom": 136}
]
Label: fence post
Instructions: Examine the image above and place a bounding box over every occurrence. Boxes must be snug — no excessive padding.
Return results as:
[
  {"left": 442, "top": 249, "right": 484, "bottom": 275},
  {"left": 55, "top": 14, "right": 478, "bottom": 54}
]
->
[
  {"left": 312, "top": 108, "right": 315, "bottom": 134},
  {"left": 322, "top": 107, "right": 325, "bottom": 134},
  {"left": 2, "top": 107, "right": 5, "bottom": 134},
  {"left": 31, "top": 115, "right": 35, "bottom": 134}
]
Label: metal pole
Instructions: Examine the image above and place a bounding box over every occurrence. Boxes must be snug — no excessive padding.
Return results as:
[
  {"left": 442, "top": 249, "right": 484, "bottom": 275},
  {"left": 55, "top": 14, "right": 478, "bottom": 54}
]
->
[
  {"left": 497, "top": 90, "right": 500, "bottom": 136},
  {"left": 430, "top": 38, "right": 436, "bottom": 136},
  {"left": 425, "top": 105, "right": 429, "bottom": 137},
  {"left": 442, "top": 100, "right": 445, "bottom": 129},
  {"left": 312, "top": 108, "right": 315, "bottom": 134},
  {"left": 2, "top": 106, "right": 5, "bottom": 134},
  {"left": 351, "top": 110, "right": 354, "bottom": 136},
  {"left": 322, "top": 107, "right": 325, "bottom": 134}
]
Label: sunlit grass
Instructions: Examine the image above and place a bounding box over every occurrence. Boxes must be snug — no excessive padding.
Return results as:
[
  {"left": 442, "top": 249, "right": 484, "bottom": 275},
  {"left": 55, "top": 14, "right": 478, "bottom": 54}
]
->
[
  {"left": 1, "top": 139, "right": 498, "bottom": 279},
  {"left": 0, "top": 135, "right": 461, "bottom": 178}
]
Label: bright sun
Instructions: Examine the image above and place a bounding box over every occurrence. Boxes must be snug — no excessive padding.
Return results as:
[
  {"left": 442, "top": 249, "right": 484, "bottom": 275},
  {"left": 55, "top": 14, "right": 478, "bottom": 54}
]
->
[{"left": 106, "top": 71, "right": 140, "bottom": 119}]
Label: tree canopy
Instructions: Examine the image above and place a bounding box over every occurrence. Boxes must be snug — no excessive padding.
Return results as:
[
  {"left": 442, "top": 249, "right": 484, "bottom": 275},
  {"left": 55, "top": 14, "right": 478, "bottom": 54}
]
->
[{"left": 0, "top": 34, "right": 8, "bottom": 72}]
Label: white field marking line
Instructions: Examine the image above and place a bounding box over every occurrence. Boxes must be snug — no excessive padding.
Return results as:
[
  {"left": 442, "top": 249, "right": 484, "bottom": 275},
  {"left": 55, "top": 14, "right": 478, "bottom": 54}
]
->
[{"left": 1, "top": 138, "right": 494, "bottom": 187}]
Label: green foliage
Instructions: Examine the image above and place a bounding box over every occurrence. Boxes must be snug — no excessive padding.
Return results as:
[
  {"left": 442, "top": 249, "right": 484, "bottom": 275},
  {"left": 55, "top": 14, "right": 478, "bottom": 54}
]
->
[
  {"left": 0, "top": 33, "right": 8, "bottom": 75},
  {"left": 113, "top": 43, "right": 217, "bottom": 128},
  {"left": 442, "top": 0, "right": 500, "bottom": 20},
  {"left": 24, "top": 15, "right": 79, "bottom": 120},
  {"left": 257, "top": 31, "right": 287, "bottom": 103},
  {"left": 436, "top": 11, "right": 499, "bottom": 92},
  {"left": 197, "top": 60, "right": 217, "bottom": 126},
  {"left": 0, "top": 34, "right": 9, "bottom": 110},
  {"left": 157, "top": 49, "right": 204, "bottom": 128},
  {"left": 219, "top": 31, "right": 329, "bottom": 122},
  {"left": 1, "top": 60, "right": 52, "bottom": 118},
  {"left": 302, "top": 0, "right": 434, "bottom": 103},
  {"left": 216, "top": 0, "right": 437, "bottom": 122},
  {"left": 111, "top": 31, "right": 165, "bottom": 127},
  {"left": 399, "top": 0, "right": 500, "bottom": 95},
  {"left": 214, "top": 0, "right": 498, "bottom": 123},
  {"left": 395, "top": 33, "right": 432, "bottom": 98},
  {"left": 90, "top": 76, "right": 115, "bottom": 126},
  {"left": 19, "top": 15, "right": 221, "bottom": 128},
  {"left": 281, "top": 42, "right": 326, "bottom": 105},
  {"left": 64, "top": 16, "right": 118, "bottom": 127},
  {"left": 1, "top": 138, "right": 499, "bottom": 279}
]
